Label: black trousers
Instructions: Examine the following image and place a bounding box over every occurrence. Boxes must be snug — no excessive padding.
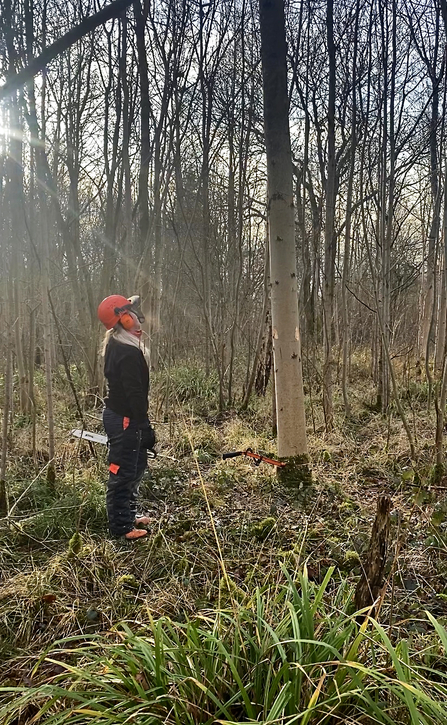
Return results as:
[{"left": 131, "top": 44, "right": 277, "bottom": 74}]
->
[{"left": 103, "top": 408, "right": 147, "bottom": 537}]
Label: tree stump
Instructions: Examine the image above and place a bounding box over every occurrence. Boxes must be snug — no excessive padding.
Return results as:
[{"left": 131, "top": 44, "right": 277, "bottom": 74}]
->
[
  {"left": 354, "top": 494, "right": 391, "bottom": 615},
  {"left": 0, "top": 480, "right": 7, "bottom": 516},
  {"left": 277, "top": 455, "right": 312, "bottom": 488}
]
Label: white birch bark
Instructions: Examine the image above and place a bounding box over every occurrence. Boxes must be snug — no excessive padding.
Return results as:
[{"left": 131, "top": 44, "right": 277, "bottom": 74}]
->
[{"left": 259, "top": 0, "right": 308, "bottom": 461}]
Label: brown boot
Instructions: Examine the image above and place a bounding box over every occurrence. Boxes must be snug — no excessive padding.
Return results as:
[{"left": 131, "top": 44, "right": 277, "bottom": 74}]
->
[
  {"left": 124, "top": 528, "right": 147, "bottom": 540},
  {"left": 135, "top": 516, "right": 151, "bottom": 526}
]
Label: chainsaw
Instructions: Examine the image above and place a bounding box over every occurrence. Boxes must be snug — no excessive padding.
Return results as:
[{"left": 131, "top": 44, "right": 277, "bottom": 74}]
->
[{"left": 71, "top": 429, "right": 156, "bottom": 458}]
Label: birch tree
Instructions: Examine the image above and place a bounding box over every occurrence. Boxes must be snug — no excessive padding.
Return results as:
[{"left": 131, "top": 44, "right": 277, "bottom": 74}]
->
[{"left": 259, "top": 0, "right": 309, "bottom": 481}]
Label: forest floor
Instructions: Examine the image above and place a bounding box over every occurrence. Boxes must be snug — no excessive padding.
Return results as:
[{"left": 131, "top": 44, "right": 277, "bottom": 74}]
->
[{"left": 0, "top": 362, "right": 447, "bottom": 691}]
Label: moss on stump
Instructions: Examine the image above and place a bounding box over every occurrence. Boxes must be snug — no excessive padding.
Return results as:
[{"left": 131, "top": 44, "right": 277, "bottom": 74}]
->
[{"left": 277, "top": 454, "right": 312, "bottom": 488}]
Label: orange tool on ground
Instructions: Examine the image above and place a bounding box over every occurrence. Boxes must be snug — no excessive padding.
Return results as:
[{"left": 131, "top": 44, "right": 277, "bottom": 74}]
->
[{"left": 222, "top": 448, "right": 285, "bottom": 468}]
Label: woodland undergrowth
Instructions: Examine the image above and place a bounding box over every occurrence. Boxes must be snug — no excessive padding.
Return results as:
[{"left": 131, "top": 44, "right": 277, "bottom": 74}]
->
[{"left": 0, "top": 357, "right": 447, "bottom": 723}]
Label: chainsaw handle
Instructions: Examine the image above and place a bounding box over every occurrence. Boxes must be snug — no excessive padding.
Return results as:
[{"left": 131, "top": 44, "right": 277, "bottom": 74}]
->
[{"left": 222, "top": 451, "right": 244, "bottom": 460}]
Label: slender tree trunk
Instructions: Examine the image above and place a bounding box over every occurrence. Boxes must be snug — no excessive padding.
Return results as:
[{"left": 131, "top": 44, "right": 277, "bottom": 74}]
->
[
  {"left": 0, "top": 336, "right": 12, "bottom": 515},
  {"left": 99, "top": 25, "right": 123, "bottom": 296},
  {"left": 200, "top": 70, "right": 212, "bottom": 377},
  {"left": 241, "top": 238, "right": 270, "bottom": 410},
  {"left": 376, "top": 0, "right": 396, "bottom": 413},
  {"left": 255, "top": 314, "right": 273, "bottom": 397},
  {"left": 227, "top": 117, "right": 236, "bottom": 404},
  {"left": 423, "top": 3, "right": 442, "bottom": 370},
  {"left": 149, "top": 114, "right": 165, "bottom": 372},
  {"left": 40, "top": 195, "right": 56, "bottom": 485},
  {"left": 121, "top": 15, "right": 133, "bottom": 292},
  {"left": 228, "top": 12, "right": 250, "bottom": 406},
  {"left": 21, "top": 0, "right": 55, "bottom": 480},
  {"left": 435, "top": 258, "right": 446, "bottom": 373},
  {"left": 133, "top": 0, "right": 150, "bottom": 258},
  {"left": 9, "top": 97, "right": 29, "bottom": 414},
  {"left": 434, "top": 121, "right": 447, "bottom": 473},
  {"left": 28, "top": 149, "right": 37, "bottom": 456},
  {"left": 341, "top": 0, "right": 360, "bottom": 417},
  {"left": 259, "top": 0, "right": 309, "bottom": 480},
  {"left": 322, "top": 0, "right": 337, "bottom": 431}
]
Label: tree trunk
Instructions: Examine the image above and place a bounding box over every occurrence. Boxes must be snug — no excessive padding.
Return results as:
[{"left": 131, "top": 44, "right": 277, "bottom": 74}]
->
[
  {"left": 341, "top": 0, "right": 360, "bottom": 417},
  {"left": 0, "top": 337, "right": 12, "bottom": 515},
  {"left": 422, "top": 103, "right": 442, "bottom": 375},
  {"left": 40, "top": 195, "right": 56, "bottom": 486},
  {"left": 435, "top": 260, "right": 446, "bottom": 373},
  {"left": 133, "top": 0, "right": 150, "bottom": 258},
  {"left": 241, "top": 239, "right": 270, "bottom": 410},
  {"left": 121, "top": 14, "right": 133, "bottom": 291},
  {"left": 322, "top": 0, "right": 337, "bottom": 431},
  {"left": 434, "top": 154, "right": 447, "bottom": 473},
  {"left": 354, "top": 494, "right": 391, "bottom": 615},
  {"left": 9, "top": 98, "right": 29, "bottom": 414},
  {"left": 259, "top": 0, "right": 309, "bottom": 482}
]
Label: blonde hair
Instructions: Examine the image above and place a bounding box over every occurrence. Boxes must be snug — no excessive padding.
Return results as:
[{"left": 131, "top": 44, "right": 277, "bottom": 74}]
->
[{"left": 101, "top": 326, "right": 151, "bottom": 367}]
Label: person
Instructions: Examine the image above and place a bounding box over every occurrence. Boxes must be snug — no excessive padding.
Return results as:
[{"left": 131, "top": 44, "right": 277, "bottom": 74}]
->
[{"left": 97, "top": 294, "right": 156, "bottom": 540}]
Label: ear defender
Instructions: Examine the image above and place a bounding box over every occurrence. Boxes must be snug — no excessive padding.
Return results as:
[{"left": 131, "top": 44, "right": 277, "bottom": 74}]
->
[{"left": 119, "top": 312, "right": 135, "bottom": 330}]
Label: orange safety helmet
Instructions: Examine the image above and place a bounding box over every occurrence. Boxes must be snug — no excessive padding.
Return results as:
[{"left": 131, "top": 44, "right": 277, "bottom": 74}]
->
[{"left": 97, "top": 294, "right": 145, "bottom": 330}]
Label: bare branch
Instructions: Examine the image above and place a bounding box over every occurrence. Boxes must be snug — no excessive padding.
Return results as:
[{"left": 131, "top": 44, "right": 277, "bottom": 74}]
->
[{"left": 0, "top": 0, "right": 133, "bottom": 100}]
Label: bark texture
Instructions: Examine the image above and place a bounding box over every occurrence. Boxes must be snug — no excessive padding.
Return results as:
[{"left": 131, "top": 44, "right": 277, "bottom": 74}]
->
[
  {"left": 259, "top": 0, "right": 308, "bottom": 461},
  {"left": 354, "top": 494, "right": 391, "bottom": 613}
]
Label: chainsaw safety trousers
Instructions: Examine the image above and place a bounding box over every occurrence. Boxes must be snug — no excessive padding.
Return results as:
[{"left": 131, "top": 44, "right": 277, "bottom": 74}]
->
[{"left": 103, "top": 408, "right": 148, "bottom": 537}]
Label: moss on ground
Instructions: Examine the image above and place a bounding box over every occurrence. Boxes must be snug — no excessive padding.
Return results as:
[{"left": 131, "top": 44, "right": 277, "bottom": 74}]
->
[{"left": 1, "top": 363, "right": 447, "bottom": 678}]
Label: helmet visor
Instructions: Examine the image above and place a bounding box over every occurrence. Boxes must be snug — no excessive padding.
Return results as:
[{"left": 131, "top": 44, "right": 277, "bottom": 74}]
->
[
  {"left": 127, "top": 295, "right": 145, "bottom": 323},
  {"left": 113, "top": 295, "right": 145, "bottom": 324}
]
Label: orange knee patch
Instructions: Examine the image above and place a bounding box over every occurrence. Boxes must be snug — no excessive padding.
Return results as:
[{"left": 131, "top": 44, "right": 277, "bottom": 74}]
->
[{"left": 109, "top": 463, "right": 120, "bottom": 475}]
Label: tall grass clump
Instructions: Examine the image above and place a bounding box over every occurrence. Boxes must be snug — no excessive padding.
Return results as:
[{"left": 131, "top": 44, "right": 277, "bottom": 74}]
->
[
  {"left": 1, "top": 567, "right": 446, "bottom": 724},
  {"left": 8, "top": 476, "right": 107, "bottom": 540}
]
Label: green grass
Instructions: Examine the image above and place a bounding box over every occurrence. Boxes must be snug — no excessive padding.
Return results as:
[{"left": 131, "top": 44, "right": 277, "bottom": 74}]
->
[
  {"left": 1, "top": 568, "right": 446, "bottom": 724},
  {"left": 7, "top": 475, "right": 107, "bottom": 540},
  {"left": 2, "top": 359, "right": 447, "bottom": 724}
]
